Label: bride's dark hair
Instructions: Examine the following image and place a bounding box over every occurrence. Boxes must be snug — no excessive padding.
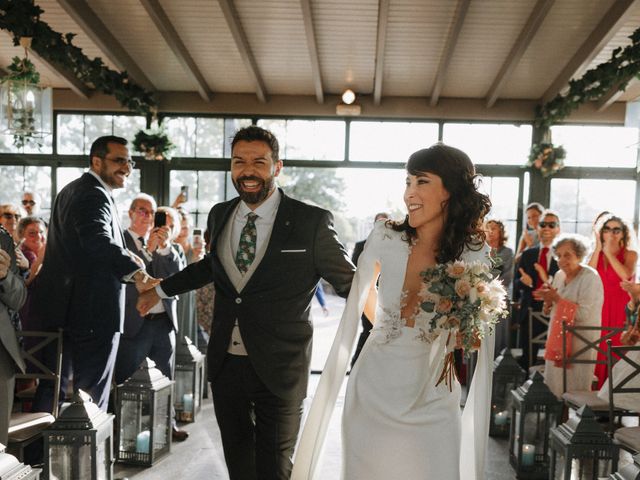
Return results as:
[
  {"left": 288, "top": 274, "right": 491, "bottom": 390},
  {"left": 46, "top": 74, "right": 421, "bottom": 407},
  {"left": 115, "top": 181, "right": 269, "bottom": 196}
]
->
[{"left": 390, "top": 143, "right": 491, "bottom": 263}]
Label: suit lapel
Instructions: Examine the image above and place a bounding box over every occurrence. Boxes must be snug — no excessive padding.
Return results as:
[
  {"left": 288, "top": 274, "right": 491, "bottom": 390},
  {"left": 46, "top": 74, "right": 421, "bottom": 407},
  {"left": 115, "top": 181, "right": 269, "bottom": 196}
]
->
[{"left": 211, "top": 198, "right": 241, "bottom": 293}]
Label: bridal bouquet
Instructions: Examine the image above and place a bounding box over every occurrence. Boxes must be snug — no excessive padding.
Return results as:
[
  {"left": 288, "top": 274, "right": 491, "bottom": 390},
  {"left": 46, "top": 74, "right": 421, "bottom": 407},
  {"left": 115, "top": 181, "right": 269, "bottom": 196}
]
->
[{"left": 419, "top": 259, "right": 508, "bottom": 353}]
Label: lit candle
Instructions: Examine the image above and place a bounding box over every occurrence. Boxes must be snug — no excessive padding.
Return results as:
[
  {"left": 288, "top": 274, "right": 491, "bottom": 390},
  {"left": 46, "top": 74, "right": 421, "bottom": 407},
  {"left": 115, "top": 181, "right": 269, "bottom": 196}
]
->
[
  {"left": 494, "top": 410, "right": 509, "bottom": 425},
  {"left": 521, "top": 444, "right": 535, "bottom": 466},
  {"left": 136, "top": 430, "right": 150, "bottom": 454},
  {"left": 183, "top": 393, "right": 194, "bottom": 412}
]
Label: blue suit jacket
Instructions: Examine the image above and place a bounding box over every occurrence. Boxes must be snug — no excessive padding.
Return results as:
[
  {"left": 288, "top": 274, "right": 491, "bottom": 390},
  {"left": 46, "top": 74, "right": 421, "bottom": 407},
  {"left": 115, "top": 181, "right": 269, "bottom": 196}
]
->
[
  {"left": 122, "top": 230, "right": 183, "bottom": 337},
  {"left": 513, "top": 246, "right": 559, "bottom": 325},
  {"left": 33, "top": 172, "right": 140, "bottom": 336}
]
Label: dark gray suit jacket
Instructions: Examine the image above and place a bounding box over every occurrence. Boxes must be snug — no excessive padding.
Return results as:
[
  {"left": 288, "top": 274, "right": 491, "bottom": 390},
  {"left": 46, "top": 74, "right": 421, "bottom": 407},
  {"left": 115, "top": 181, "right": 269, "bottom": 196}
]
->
[
  {"left": 122, "top": 230, "right": 183, "bottom": 337},
  {"left": 33, "top": 172, "right": 140, "bottom": 336},
  {"left": 161, "top": 190, "right": 355, "bottom": 400}
]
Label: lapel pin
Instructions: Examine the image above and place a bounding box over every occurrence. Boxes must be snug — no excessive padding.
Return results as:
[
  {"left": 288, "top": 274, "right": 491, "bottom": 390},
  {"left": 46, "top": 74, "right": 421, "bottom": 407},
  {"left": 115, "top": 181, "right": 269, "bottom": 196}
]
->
[{"left": 285, "top": 220, "right": 290, "bottom": 226}]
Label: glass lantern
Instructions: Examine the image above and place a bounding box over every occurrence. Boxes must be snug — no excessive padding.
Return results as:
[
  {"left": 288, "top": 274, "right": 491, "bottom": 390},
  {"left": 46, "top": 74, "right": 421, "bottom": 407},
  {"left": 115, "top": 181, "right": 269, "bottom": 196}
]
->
[
  {"left": 490, "top": 347, "right": 526, "bottom": 437},
  {"left": 43, "top": 390, "right": 114, "bottom": 480},
  {"left": 174, "top": 336, "right": 205, "bottom": 423},
  {"left": 0, "top": 79, "right": 52, "bottom": 146},
  {"left": 550, "top": 405, "right": 619, "bottom": 479},
  {"left": 0, "top": 442, "right": 41, "bottom": 479},
  {"left": 509, "top": 371, "right": 563, "bottom": 479},
  {"left": 610, "top": 453, "right": 640, "bottom": 479},
  {"left": 115, "top": 358, "right": 173, "bottom": 466}
]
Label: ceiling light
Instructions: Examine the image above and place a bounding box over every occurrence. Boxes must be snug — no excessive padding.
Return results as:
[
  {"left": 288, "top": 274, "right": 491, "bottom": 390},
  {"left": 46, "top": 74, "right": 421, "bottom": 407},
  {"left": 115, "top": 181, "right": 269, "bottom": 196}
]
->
[{"left": 341, "top": 89, "right": 356, "bottom": 105}]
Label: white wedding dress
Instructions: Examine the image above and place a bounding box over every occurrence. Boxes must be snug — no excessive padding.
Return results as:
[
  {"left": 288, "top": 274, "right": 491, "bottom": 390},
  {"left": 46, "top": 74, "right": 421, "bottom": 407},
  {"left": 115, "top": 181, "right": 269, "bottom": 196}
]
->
[{"left": 292, "top": 221, "right": 495, "bottom": 480}]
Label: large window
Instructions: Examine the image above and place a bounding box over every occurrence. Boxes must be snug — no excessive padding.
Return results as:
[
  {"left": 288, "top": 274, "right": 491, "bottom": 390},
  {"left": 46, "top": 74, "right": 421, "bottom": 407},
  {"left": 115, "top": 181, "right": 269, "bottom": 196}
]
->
[
  {"left": 349, "top": 121, "right": 439, "bottom": 162},
  {"left": 257, "top": 119, "right": 345, "bottom": 161},
  {"left": 478, "top": 176, "right": 520, "bottom": 251},
  {"left": 550, "top": 178, "right": 636, "bottom": 235},
  {"left": 57, "top": 114, "right": 146, "bottom": 154},
  {"left": 166, "top": 117, "right": 252, "bottom": 158},
  {"left": 169, "top": 170, "right": 228, "bottom": 228},
  {"left": 551, "top": 125, "right": 639, "bottom": 168},
  {"left": 0, "top": 165, "right": 53, "bottom": 219},
  {"left": 443, "top": 123, "right": 532, "bottom": 165}
]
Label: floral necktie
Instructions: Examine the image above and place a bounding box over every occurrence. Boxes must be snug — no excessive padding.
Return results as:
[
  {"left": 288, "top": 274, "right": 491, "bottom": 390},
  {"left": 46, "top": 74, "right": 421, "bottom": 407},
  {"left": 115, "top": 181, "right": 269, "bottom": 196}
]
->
[{"left": 235, "top": 212, "right": 258, "bottom": 274}]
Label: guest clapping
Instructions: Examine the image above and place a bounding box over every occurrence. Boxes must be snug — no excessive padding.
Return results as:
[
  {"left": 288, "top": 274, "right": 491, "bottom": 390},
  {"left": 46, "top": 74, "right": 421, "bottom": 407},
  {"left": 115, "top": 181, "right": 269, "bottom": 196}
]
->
[{"left": 534, "top": 235, "right": 603, "bottom": 398}]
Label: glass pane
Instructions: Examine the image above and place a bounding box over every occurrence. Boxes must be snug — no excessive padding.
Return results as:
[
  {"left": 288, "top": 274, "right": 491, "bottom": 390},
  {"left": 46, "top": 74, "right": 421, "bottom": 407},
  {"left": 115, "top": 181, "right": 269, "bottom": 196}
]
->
[
  {"left": 550, "top": 178, "right": 636, "bottom": 234},
  {"left": 56, "top": 167, "right": 86, "bottom": 193},
  {"left": 57, "top": 114, "right": 84, "bottom": 154},
  {"left": 443, "top": 123, "right": 532, "bottom": 165},
  {"left": 195, "top": 118, "right": 224, "bottom": 157},
  {"left": 166, "top": 117, "right": 196, "bottom": 157},
  {"left": 223, "top": 118, "right": 253, "bottom": 157},
  {"left": 0, "top": 133, "right": 19, "bottom": 153},
  {"left": 169, "top": 170, "right": 226, "bottom": 228},
  {"left": 113, "top": 169, "right": 141, "bottom": 224},
  {"left": 480, "top": 176, "right": 520, "bottom": 251},
  {"left": 22, "top": 132, "right": 53, "bottom": 154},
  {"left": 113, "top": 115, "right": 146, "bottom": 145},
  {"left": 84, "top": 115, "right": 114, "bottom": 154},
  {"left": 0, "top": 166, "right": 25, "bottom": 206},
  {"left": 349, "top": 121, "right": 439, "bottom": 162},
  {"left": 551, "top": 125, "right": 639, "bottom": 168},
  {"left": 258, "top": 119, "right": 345, "bottom": 160}
]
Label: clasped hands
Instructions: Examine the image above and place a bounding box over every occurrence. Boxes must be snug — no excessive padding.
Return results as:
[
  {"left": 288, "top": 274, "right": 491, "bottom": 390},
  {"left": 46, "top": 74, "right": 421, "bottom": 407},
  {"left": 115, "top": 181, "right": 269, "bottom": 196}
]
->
[{"left": 132, "top": 269, "right": 163, "bottom": 316}]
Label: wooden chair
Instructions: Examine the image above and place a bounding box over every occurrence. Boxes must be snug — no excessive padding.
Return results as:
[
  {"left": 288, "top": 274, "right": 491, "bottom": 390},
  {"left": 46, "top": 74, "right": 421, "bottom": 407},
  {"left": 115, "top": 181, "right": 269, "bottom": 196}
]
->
[
  {"left": 606, "top": 341, "right": 640, "bottom": 453},
  {"left": 7, "top": 329, "right": 63, "bottom": 461},
  {"left": 528, "top": 308, "right": 549, "bottom": 374},
  {"left": 561, "top": 324, "right": 625, "bottom": 422}
]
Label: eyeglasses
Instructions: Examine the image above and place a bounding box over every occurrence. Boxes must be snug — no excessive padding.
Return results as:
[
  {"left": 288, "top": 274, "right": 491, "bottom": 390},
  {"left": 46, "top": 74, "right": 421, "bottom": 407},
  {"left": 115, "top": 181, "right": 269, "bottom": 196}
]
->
[
  {"left": 21, "top": 200, "right": 35, "bottom": 206},
  {"left": 133, "top": 207, "right": 154, "bottom": 217},
  {"left": 104, "top": 156, "right": 136, "bottom": 168},
  {"left": 2, "top": 212, "right": 21, "bottom": 220},
  {"left": 539, "top": 221, "right": 558, "bottom": 229},
  {"left": 602, "top": 226, "right": 623, "bottom": 234}
]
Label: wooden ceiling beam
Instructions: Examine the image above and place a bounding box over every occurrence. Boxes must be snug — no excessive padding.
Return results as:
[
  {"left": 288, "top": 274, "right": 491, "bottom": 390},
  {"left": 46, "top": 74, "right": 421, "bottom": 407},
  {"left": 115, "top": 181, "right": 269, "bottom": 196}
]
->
[
  {"left": 429, "top": 0, "right": 471, "bottom": 107},
  {"left": 56, "top": 0, "right": 155, "bottom": 91},
  {"left": 373, "top": 0, "right": 390, "bottom": 106},
  {"left": 139, "top": 0, "right": 211, "bottom": 102},
  {"left": 485, "top": 0, "right": 555, "bottom": 108},
  {"left": 541, "top": 0, "right": 637, "bottom": 104},
  {"left": 217, "top": 0, "right": 267, "bottom": 103},
  {"left": 596, "top": 78, "right": 639, "bottom": 112},
  {"left": 28, "top": 49, "right": 91, "bottom": 99},
  {"left": 300, "top": 0, "right": 324, "bottom": 104}
]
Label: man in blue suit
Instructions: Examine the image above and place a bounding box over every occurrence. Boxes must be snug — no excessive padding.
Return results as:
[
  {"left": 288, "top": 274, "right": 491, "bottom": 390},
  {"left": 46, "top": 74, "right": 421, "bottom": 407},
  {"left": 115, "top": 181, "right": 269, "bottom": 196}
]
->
[
  {"left": 513, "top": 210, "right": 561, "bottom": 370},
  {"left": 33, "top": 136, "right": 155, "bottom": 411}
]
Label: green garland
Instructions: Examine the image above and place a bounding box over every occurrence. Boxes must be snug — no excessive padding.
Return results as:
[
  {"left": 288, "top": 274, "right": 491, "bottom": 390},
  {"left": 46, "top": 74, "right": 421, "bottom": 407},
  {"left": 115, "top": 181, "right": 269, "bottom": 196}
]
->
[
  {"left": 133, "top": 127, "right": 174, "bottom": 161},
  {"left": 535, "top": 27, "right": 640, "bottom": 128},
  {"left": 526, "top": 142, "right": 566, "bottom": 177},
  {"left": 0, "top": 0, "right": 156, "bottom": 115}
]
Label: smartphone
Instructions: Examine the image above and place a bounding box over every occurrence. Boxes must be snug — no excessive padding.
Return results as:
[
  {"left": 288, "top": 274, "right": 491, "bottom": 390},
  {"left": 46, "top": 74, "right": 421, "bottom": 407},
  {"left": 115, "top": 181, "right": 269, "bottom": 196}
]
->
[
  {"left": 154, "top": 211, "right": 167, "bottom": 228},
  {"left": 192, "top": 228, "right": 203, "bottom": 249},
  {"left": 180, "top": 185, "right": 189, "bottom": 202}
]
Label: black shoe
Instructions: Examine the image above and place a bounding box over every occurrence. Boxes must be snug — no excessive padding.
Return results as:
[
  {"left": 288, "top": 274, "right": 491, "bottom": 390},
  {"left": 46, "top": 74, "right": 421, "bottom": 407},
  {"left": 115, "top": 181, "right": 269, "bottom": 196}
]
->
[{"left": 172, "top": 426, "right": 189, "bottom": 441}]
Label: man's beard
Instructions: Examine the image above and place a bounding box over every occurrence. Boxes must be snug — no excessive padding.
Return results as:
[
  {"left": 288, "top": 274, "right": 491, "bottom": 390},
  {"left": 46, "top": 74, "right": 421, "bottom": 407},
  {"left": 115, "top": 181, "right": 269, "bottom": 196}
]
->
[{"left": 233, "top": 175, "right": 274, "bottom": 205}]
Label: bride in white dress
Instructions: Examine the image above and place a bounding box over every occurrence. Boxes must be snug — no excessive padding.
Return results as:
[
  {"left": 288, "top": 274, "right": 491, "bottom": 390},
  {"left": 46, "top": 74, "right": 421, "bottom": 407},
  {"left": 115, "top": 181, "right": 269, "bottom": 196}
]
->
[{"left": 292, "top": 144, "right": 497, "bottom": 480}]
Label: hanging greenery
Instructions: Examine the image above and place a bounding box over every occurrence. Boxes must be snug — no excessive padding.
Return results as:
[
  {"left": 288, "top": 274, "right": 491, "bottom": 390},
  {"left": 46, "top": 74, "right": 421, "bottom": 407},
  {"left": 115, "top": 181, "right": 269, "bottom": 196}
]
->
[
  {"left": 535, "top": 27, "right": 640, "bottom": 128},
  {"left": 133, "top": 126, "right": 174, "bottom": 161},
  {"left": 526, "top": 142, "right": 566, "bottom": 177},
  {"left": 0, "top": 0, "right": 156, "bottom": 115}
]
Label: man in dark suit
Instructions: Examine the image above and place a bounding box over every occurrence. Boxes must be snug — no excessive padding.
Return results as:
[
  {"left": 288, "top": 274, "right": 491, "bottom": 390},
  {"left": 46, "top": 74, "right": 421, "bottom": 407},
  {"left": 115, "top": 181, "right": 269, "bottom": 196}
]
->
[
  {"left": 350, "top": 211, "right": 388, "bottom": 366},
  {"left": 513, "top": 210, "right": 561, "bottom": 370},
  {"left": 0, "top": 224, "right": 27, "bottom": 446},
  {"left": 138, "top": 126, "right": 355, "bottom": 480},
  {"left": 33, "top": 136, "right": 155, "bottom": 412}
]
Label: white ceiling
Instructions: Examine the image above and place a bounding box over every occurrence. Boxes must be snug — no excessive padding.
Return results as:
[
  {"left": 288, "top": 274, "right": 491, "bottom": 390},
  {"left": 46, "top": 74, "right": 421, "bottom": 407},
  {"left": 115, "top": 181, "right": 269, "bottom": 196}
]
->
[{"left": 1, "top": 0, "right": 639, "bottom": 115}]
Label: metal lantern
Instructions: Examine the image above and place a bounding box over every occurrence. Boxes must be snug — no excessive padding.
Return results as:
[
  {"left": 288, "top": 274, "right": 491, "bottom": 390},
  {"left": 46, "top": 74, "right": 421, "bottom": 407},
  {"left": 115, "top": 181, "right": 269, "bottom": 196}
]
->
[
  {"left": 490, "top": 347, "right": 526, "bottom": 437},
  {"left": 43, "top": 390, "right": 114, "bottom": 480},
  {"left": 610, "top": 453, "right": 640, "bottom": 479},
  {"left": 550, "top": 405, "right": 619, "bottom": 479},
  {"left": 174, "top": 336, "right": 205, "bottom": 423},
  {"left": 0, "top": 443, "right": 41, "bottom": 479},
  {"left": 115, "top": 358, "right": 173, "bottom": 466},
  {"left": 0, "top": 78, "right": 52, "bottom": 147},
  {"left": 509, "top": 371, "right": 563, "bottom": 479}
]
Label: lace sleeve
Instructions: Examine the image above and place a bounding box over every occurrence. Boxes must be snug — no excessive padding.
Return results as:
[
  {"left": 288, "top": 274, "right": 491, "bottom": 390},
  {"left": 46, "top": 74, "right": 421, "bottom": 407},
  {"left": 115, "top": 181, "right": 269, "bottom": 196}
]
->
[{"left": 291, "top": 223, "right": 383, "bottom": 479}]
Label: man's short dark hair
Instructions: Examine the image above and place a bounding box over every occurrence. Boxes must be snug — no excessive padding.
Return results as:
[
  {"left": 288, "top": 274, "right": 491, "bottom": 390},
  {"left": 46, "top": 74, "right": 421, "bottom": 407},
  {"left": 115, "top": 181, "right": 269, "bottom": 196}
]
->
[
  {"left": 231, "top": 126, "right": 280, "bottom": 162},
  {"left": 89, "top": 136, "right": 128, "bottom": 166}
]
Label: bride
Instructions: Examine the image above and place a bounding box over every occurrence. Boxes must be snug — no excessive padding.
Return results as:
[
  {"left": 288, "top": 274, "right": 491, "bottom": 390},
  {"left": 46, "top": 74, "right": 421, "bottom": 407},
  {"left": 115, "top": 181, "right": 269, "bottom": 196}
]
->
[{"left": 292, "top": 144, "right": 497, "bottom": 479}]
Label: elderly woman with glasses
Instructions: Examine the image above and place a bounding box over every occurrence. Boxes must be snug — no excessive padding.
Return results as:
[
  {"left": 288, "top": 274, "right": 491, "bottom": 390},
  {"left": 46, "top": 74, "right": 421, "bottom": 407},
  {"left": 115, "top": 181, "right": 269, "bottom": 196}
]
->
[
  {"left": 588, "top": 213, "right": 638, "bottom": 388},
  {"left": 534, "top": 234, "right": 604, "bottom": 398}
]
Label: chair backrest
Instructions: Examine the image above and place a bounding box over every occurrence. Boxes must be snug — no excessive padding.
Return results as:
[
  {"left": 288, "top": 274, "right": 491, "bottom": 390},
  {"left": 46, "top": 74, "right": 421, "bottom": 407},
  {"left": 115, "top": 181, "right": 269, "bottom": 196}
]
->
[
  {"left": 561, "top": 324, "right": 625, "bottom": 395},
  {"left": 607, "top": 339, "right": 640, "bottom": 428},
  {"left": 15, "top": 329, "right": 63, "bottom": 417},
  {"left": 528, "top": 308, "right": 549, "bottom": 367}
]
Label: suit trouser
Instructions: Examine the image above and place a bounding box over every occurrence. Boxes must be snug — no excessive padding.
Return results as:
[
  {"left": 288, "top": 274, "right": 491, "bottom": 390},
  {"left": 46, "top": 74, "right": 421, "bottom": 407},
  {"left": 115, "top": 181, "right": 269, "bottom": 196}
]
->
[
  {"left": 212, "top": 354, "right": 303, "bottom": 480},
  {"left": 0, "top": 344, "right": 16, "bottom": 446}
]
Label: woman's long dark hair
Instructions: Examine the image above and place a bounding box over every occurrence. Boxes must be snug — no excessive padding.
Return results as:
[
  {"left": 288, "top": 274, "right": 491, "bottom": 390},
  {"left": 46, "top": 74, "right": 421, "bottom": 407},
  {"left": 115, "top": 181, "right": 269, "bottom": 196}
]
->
[{"left": 391, "top": 143, "right": 491, "bottom": 263}]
